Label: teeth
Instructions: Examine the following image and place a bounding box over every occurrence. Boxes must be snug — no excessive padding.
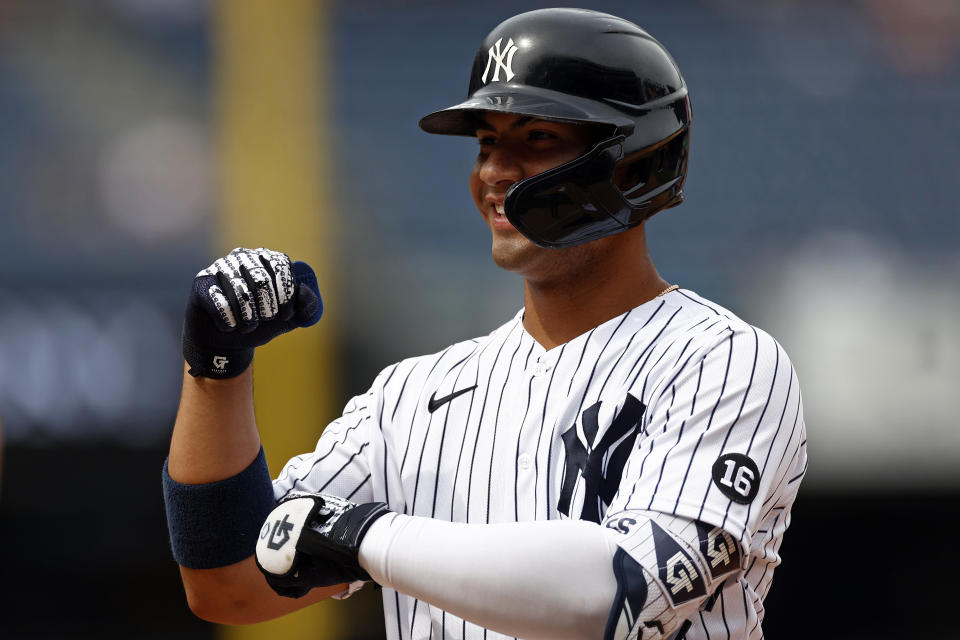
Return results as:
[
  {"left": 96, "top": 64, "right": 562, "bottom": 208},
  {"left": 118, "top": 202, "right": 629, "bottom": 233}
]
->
[{"left": 495, "top": 203, "right": 505, "bottom": 216}]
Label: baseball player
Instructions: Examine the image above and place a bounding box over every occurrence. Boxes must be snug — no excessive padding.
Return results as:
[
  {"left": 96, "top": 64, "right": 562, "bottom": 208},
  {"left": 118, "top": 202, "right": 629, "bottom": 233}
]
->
[{"left": 163, "top": 9, "right": 806, "bottom": 640}]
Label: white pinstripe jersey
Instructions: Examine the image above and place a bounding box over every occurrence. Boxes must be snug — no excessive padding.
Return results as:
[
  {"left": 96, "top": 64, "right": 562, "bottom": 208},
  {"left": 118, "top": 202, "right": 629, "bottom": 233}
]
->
[{"left": 274, "top": 289, "right": 807, "bottom": 640}]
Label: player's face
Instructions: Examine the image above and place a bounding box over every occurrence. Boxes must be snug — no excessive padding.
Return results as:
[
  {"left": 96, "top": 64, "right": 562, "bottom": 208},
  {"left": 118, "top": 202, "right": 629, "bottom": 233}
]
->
[{"left": 469, "top": 113, "right": 599, "bottom": 278}]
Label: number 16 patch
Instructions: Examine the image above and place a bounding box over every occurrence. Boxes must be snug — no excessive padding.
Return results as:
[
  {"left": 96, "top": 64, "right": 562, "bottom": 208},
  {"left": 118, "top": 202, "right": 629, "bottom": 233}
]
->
[{"left": 712, "top": 453, "right": 760, "bottom": 504}]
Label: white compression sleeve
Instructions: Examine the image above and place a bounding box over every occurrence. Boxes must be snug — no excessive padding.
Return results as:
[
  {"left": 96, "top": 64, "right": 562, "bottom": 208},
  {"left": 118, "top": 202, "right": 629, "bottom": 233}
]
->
[{"left": 358, "top": 515, "right": 619, "bottom": 640}]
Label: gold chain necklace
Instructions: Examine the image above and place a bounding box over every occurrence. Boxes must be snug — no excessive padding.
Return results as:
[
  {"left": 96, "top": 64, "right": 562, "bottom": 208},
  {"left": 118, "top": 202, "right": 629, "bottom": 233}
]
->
[{"left": 656, "top": 284, "right": 679, "bottom": 297}]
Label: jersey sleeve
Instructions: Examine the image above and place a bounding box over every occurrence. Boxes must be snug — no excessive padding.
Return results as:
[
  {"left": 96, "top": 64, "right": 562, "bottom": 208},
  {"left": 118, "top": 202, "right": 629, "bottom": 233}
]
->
[
  {"left": 607, "top": 324, "right": 805, "bottom": 551},
  {"left": 272, "top": 367, "right": 395, "bottom": 505}
]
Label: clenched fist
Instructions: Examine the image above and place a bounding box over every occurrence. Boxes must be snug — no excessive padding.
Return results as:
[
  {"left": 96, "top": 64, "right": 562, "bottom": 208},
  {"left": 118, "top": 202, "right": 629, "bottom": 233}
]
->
[{"left": 182, "top": 247, "right": 323, "bottom": 378}]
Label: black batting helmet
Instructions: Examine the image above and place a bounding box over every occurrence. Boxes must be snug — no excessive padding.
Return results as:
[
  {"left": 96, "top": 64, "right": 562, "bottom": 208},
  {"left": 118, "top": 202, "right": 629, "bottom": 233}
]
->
[{"left": 420, "top": 8, "right": 691, "bottom": 249}]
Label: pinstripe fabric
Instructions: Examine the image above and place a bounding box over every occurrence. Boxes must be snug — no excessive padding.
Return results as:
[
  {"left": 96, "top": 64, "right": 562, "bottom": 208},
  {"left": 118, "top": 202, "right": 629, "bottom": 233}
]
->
[{"left": 273, "top": 289, "right": 806, "bottom": 640}]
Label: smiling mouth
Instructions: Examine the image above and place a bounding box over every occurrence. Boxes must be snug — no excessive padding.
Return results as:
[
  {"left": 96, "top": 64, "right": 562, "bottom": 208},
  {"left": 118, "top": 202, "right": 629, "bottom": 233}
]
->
[{"left": 486, "top": 200, "right": 516, "bottom": 231}]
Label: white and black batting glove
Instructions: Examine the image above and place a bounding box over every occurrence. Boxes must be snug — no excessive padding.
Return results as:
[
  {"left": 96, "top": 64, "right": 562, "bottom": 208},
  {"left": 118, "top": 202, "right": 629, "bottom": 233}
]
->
[
  {"left": 255, "top": 492, "right": 391, "bottom": 598},
  {"left": 182, "top": 247, "right": 323, "bottom": 378}
]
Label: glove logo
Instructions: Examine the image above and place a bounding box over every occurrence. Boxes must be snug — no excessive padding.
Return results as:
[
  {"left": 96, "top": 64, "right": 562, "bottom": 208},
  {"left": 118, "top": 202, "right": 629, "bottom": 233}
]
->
[
  {"left": 266, "top": 514, "right": 294, "bottom": 550},
  {"left": 651, "top": 520, "right": 706, "bottom": 605},
  {"left": 481, "top": 37, "right": 518, "bottom": 83},
  {"left": 212, "top": 355, "right": 229, "bottom": 370}
]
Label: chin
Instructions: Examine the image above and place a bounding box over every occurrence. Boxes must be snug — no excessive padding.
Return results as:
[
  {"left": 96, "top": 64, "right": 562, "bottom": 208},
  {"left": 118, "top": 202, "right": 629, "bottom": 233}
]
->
[
  {"left": 493, "top": 233, "right": 610, "bottom": 288},
  {"left": 490, "top": 233, "right": 541, "bottom": 273}
]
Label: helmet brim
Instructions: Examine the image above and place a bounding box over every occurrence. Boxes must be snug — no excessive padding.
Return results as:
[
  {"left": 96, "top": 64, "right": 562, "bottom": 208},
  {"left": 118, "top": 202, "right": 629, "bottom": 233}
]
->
[{"left": 419, "top": 84, "right": 635, "bottom": 137}]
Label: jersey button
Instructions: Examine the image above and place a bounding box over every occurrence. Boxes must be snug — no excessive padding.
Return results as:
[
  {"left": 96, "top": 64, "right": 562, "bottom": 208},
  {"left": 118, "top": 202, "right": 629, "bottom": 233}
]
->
[
  {"left": 518, "top": 453, "right": 532, "bottom": 470},
  {"left": 532, "top": 362, "right": 548, "bottom": 376}
]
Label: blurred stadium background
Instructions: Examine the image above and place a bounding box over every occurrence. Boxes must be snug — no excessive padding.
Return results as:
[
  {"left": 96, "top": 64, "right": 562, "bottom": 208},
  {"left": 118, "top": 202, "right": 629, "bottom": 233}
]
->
[{"left": 0, "top": 0, "right": 957, "bottom": 637}]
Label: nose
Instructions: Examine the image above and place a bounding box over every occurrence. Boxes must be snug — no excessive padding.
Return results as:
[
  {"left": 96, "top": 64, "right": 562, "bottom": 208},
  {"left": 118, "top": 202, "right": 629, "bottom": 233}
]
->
[{"left": 478, "top": 145, "right": 524, "bottom": 187}]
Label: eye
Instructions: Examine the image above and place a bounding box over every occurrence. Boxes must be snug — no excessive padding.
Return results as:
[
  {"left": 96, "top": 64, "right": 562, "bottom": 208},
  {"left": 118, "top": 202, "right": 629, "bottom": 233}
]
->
[
  {"left": 477, "top": 134, "right": 497, "bottom": 147},
  {"left": 528, "top": 129, "right": 558, "bottom": 141}
]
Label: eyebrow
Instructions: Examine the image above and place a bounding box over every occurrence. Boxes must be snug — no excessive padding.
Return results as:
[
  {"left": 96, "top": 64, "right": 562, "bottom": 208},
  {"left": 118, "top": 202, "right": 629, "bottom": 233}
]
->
[{"left": 474, "top": 115, "right": 538, "bottom": 133}]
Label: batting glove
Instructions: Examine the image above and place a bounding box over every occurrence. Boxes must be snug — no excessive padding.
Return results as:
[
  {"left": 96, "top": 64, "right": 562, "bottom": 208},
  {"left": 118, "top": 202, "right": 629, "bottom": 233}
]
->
[
  {"left": 255, "top": 492, "right": 391, "bottom": 598},
  {"left": 182, "top": 247, "right": 323, "bottom": 378}
]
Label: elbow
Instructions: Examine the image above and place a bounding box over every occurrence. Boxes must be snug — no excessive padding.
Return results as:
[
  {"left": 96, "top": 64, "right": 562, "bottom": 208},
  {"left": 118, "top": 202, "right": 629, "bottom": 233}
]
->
[
  {"left": 179, "top": 567, "right": 270, "bottom": 625},
  {"left": 178, "top": 563, "right": 337, "bottom": 625},
  {"left": 184, "top": 591, "right": 222, "bottom": 623},
  {"left": 185, "top": 586, "right": 276, "bottom": 626},
  {"left": 183, "top": 582, "right": 250, "bottom": 625}
]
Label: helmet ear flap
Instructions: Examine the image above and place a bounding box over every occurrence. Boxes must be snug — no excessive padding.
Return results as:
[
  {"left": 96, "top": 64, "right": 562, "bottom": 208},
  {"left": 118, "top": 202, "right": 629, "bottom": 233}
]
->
[
  {"left": 656, "top": 132, "right": 688, "bottom": 178},
  {"left": 620, "top": 131, "right": 689, "bottom": 214},
  {"left": 614, "top": 154, "right": 654, "bottom": 194}
]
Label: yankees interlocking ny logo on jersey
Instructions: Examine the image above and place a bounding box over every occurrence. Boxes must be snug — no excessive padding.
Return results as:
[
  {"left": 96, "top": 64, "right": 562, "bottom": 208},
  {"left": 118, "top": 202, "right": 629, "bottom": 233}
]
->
[
  {"left": 482, "top": 37, "right": 518, "bottom": 83},
  {"left": 557, "top": 394, "right": 644, "bottom": 523},
  {"left": 272, "top": 290, "right": 808, "bottom": 640}
]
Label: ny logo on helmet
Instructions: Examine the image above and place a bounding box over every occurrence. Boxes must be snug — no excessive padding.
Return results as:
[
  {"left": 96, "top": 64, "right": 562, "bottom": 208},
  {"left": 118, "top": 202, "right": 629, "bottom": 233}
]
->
[{"left": 482, "top": 37, "right": 518, "bottom": 83}]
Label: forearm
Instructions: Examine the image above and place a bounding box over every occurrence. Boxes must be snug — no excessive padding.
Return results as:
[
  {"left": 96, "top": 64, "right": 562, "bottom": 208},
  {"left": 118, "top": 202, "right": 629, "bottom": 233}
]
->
[
  {"left": 168, "top": 363, "right": 260, "bottom": 483},
  {"left": 180, "top": 557, "right": 342, "bottom": 625},
  {"left": 359, "top": 517, "right": 618, "bottom": 640}
]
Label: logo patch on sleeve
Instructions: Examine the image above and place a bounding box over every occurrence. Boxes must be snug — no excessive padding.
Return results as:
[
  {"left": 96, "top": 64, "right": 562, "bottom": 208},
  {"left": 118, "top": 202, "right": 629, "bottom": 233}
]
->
[
  {"left": 711, "top": 453, "right": 760, "bottom": 504},
  {"left": 694, "top": 521, "right": 741, "bottom": 578},
  {"left": 651, "top": 521, "right": 706, "bottom": 605}
]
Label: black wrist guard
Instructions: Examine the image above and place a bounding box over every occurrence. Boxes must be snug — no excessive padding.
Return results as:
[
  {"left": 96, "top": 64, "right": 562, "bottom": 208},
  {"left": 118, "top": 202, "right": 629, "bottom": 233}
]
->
[{"left": 255, "top": 493, "right": 391, "bottom": 598}]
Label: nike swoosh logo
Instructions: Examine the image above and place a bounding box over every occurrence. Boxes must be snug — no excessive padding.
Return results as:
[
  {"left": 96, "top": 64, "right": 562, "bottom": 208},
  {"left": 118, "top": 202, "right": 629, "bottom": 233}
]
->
[{"left": 427, "top": 385, "right": 478, "bottom": 413}]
